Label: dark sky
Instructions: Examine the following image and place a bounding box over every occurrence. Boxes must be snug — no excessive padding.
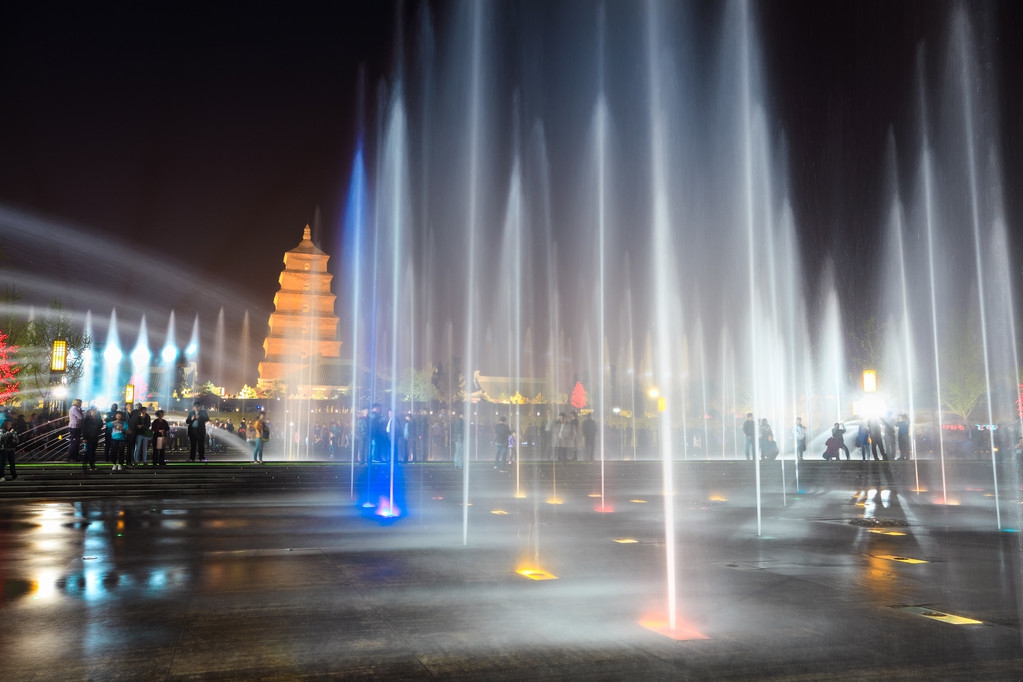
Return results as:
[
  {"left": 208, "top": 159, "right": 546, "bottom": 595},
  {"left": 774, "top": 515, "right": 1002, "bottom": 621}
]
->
[{"left": 0, "top": 1, "right": 1019, "bottom": 389}]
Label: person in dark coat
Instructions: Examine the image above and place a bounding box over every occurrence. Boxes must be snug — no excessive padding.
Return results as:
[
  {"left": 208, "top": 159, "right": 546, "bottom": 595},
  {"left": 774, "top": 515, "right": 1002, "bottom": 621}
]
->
[{"left": 81, "top": 406, "right": 103, "bottom": 472}]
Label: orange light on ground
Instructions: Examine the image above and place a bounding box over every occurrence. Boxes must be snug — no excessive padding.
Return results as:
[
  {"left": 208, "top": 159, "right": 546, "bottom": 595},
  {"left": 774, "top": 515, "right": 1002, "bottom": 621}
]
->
[
  {"left": 639, "top": 614, "right": 708, "bottom": 641},
  {"left": 588, "top": 493, "right": 601, "bottom": 498},
  {"left": 514, "top": 492, "right": 527, "bottom": 499},
  {"left": 708, "top": 495, "right": 728, "bottom": 503},
  {"left": 431, "top": 496, "right": 444, "bottom": 500},
  {"left": 546, "top": 497, "right": 564, "bottom": 505},
  {"left": 630, "top": 499, "right": 647, "bottom": 504},
  {"left": 516, "top": 567, "right": 558, "bottom": 581}
]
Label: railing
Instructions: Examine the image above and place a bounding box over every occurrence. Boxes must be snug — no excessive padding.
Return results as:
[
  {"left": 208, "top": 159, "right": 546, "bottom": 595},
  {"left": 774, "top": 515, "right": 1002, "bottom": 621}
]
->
[{"left": 16, "top": 417, "right": 73, "bottom": 462}]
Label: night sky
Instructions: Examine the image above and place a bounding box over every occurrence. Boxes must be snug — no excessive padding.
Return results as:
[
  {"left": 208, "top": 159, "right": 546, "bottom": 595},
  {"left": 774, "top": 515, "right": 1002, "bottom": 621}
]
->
[{"left": 1, "top": 1, "right": 1020, "bottom": 390}]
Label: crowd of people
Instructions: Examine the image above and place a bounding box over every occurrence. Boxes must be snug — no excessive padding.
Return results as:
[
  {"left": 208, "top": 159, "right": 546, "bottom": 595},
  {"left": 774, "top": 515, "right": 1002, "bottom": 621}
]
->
[{"left": 0, "top": 399, "right": 273, "bottom": 474}]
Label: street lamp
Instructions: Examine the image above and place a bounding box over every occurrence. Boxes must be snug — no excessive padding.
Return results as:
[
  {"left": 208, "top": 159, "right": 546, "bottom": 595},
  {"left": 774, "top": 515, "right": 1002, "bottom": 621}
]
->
[
  {"left": 50, "top": 339, "right": 68, "bottom": 414},
  {"left": 862, "top": 370, "right": 877, "bottom": 393},
  {"left": 51, "top": 340, "right": 68, "bottom": 372}
]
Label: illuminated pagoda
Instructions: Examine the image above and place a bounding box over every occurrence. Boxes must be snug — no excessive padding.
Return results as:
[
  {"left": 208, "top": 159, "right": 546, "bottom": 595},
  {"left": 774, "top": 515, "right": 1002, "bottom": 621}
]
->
[{"left": 257, "top": 225, "right": 349, "bottom": 399}]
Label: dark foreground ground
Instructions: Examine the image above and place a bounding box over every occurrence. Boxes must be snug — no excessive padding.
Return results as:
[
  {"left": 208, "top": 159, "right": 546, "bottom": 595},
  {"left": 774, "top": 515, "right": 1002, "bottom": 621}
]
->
[{"left": 1, "top": 460, "right": 1022, "bottom": 680}]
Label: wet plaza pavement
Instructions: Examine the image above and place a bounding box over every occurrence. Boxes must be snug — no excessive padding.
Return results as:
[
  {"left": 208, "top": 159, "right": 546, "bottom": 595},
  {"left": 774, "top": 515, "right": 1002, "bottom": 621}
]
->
[{"left": 2, "top": 461, "right": 1022, "bottom": 680}]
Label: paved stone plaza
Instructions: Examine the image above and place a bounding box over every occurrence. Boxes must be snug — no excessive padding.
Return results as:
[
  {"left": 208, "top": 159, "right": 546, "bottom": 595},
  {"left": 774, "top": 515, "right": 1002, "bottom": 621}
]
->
[{"left": 1, "top": 462, "right": 1022, "bottom": 680}]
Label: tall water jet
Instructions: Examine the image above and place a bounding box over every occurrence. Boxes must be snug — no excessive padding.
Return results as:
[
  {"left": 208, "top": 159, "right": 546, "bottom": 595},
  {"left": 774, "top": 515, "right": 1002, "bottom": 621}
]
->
[
  {"left": 918, "top": 59, "right": 948, "bottom": 502},
  {"left": 185, "top": 315, "right": 200, "bottom": 400},
  {"left": 953, "top": 10, "right": 1000, "bottom": 527},
  {"left": 102, "top": 310, "right": 123, "bottom": 405},
  {"left": 79, "top": 311, "right": 95, "bottom": 403},
  {"left": 130, "top": 316, "right": 151, "bottom": 403},
  {"left": 646, "top": 0, "right": 682, "bottom": 631},
  {"left": 161, "top": 312, "right": 178, "bottom": 408},
  {"left": 214, "top": 307, "right": 225, "bottom": 390},
  {"left": 342, "top": 142, "right": 369, "bottom": 495}
]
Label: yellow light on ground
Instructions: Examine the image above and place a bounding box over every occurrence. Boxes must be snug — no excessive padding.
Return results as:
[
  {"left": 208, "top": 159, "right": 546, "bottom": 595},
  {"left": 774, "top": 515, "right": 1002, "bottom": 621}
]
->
[
  {"left": 863, "top": 369, "right": 877, "bottom": 392},
  {"left": 50, "top": 340, "right": 68, "bottom": 372},
  {"left": 708, "top": 495, "right": 727, "bottom": 502},
  {"left": 546, "top": 497, "right": 564, "bottom": 505},
  {"left": 630, "top": 499, "right": 648, "bottom": 504},
  {"left": 898, "top": 606, "right": 982, "bottom": 625},
  {"left": 880, "top": 554, "right": 928, "bottom": 564},
  {"left": 516, "top": 568, "right": 558, "bottom": 581},
  {"left": 588, "top": 493, "right": 601, "bottom": 498},
  {"left": 514, "top": 492, "right": 527, "bottom": 499},
  {"left": 490, "top": 510, "right": 508, "bottom": 515},
  {"left": 613, "top": 538, "right": 639, "bottom": 544},
  {"left": 657, "top": 397, "right": 666, "bottom": 412},
  {"left": 869, "top": 529, "right": 908, "bottom": 536}
]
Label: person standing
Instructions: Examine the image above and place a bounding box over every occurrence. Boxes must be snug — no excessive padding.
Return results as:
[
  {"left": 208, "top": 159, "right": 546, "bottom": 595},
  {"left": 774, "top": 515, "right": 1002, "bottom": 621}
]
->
[
  {"left": 896, "top": 414, "right": 911, "bottom": 460},
  {"left": 494, "top": 417, "right": 511, "bottom": 468},
  {"left": 151, "top": 410, "right": 170, "bottom": 466},
  {"left": 451, "top": 412, "right": 464, "bottom": 468},
  {"left": 743, "top": 413, "right": 756, "bottom": 461},
  {"left": 249, "top": 413, "right": 265, "bottom": 464},
  {"left": 856, "top": 422, "right": 871, "bottom": 461},
  {"left": 66, "top": 398, "right": 85, "bottom": 462},
  {"left": 82, "top": 406, "right": 103, "bottom": 473},
  {"left": 133, "top": 405, "right": 153, "bottom": 465},
  {"left": 582, "top": 414, "right": 598, "bottom": 461},
  {"left": 542, "top": 410, "right": 554, "bottom": 460},
  {"left": 354, "top": 408, "right": 369, "bottom": 464},
  {"left": 186, "top": 402, "right": 209, "bottom": 462},
  {"left": 552, "top": 413, "right": 564, "bottom": 462},
  {"left": 104, "top": 403, "right": 119, "bottom": 462},
  {"left": 124, "top": 402, "right": 141, "bottom": 466},
  {"left": 107, "top": 411, "right": 128, "bottom": 471},
  {"left": 0, "top": 419, "right": 19, "bottom": 480},
  {"left": 869, "top": 418, "right": 888, "bottom": 460},
  {"left": 793, "top": 417, "right": 807, "bottom": 461},
  {"left": 370, "top": 404, "right": 389, "bottom": 463}
]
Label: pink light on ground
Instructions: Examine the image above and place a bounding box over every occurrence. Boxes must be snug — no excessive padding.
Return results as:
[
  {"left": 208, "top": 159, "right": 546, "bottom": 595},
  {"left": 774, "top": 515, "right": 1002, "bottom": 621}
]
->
[
  {"left": 594, "top": 505, "right": 614, "bottom": 513},
  {"left": 639, "top": 613, "right": 708, "bottom": 641},
  {"left": 375, "top": 497, "right": 402, "bottom": 518}
]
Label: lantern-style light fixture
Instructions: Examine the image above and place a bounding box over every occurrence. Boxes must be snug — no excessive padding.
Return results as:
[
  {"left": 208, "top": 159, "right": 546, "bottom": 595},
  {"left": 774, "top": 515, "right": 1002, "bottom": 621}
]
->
[{"left": 51, "top": 339, "right": 68, "bottom": 372}]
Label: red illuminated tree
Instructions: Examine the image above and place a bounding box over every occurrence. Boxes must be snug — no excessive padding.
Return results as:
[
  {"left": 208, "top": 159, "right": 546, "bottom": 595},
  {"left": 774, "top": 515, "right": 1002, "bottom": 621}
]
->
[
  {"left": 0, "top": 331, "right": 20, "bottom": 404},
  {"left": 570, "top": 381, "right": 588, "bottom": 410}
]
